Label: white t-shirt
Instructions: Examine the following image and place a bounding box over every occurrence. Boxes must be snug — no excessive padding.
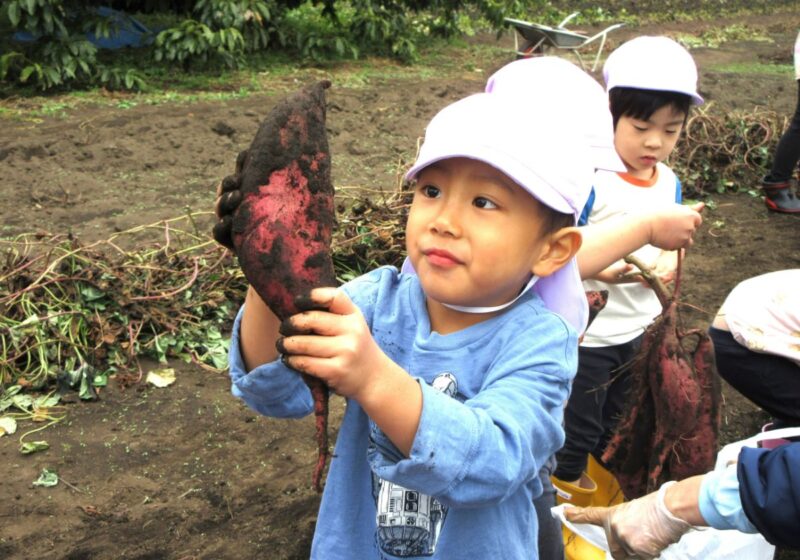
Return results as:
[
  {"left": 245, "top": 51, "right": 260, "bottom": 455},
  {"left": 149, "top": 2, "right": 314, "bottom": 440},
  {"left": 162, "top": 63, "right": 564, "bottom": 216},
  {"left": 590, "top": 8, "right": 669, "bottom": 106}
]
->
[
  {"left": 581, "top": 164, "right": 681, "bottom": 347},
  {"left": 718, "top": 269, "right": 800, "bottom": 366}
]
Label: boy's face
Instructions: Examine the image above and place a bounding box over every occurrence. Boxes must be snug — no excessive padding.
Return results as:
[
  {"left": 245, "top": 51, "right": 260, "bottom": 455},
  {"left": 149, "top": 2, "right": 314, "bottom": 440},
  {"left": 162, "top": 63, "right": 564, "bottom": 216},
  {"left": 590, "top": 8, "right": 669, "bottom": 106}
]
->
[
  {"left": 614, "top": 104, "right": 686, "bottom": 180},
  {"left": 405, "top": 157, "right": 555, "bottom": 309}
]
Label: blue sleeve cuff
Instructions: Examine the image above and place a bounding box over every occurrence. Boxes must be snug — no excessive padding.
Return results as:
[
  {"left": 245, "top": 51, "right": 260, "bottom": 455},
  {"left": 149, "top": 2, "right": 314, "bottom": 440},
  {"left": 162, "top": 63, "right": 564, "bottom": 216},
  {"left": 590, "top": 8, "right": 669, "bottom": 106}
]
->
[
  {"left": 698, "top": 464, "right": 758, "bottom": 533},
  {"left": 228, "top": 305, "right": 313, "bottom": 418}
]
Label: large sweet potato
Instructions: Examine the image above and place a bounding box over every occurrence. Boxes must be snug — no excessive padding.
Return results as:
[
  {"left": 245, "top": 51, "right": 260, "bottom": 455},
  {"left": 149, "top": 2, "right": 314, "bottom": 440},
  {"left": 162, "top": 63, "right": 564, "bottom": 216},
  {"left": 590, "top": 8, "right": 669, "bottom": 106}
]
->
[{"left": 229, "top": 80, "right": 336, "bottom": 492}]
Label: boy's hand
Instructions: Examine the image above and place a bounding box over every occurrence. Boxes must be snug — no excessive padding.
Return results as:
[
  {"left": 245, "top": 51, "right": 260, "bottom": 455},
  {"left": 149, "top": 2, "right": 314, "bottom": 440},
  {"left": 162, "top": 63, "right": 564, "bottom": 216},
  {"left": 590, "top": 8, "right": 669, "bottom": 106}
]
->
[
  {"left": 647, "top": 202, "right": 704, "bottom": 250},
  {"left": 594, "top": 262, "right": 639, "bottom": 284},
  {"left": 277, "top": 288, "right": 393, "bottom": 400},
  {"left": 212, "top": 150, "right": 248, "bottom": 250},
  {"left": 651, "top": 249, "right": 680, "bottom": 286}
]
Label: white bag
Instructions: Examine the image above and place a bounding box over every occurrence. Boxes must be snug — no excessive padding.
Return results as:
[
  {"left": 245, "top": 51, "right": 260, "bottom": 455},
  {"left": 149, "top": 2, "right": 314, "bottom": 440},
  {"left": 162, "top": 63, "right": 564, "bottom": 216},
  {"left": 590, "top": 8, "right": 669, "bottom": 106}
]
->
[
  {"left": 551, "top": 427, "right": 800, "bottom": 559},
  {"left": 551, "top": 503, "right": 775, "bottom": 560},
  {"left": 714, "top": 426, "right": 800, "bottom": 470}
]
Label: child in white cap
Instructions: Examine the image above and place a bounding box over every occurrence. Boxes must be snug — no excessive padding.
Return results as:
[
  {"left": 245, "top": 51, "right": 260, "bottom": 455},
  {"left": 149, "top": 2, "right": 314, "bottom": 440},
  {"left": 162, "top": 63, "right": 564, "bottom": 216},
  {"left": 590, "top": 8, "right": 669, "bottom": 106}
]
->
[
  {"left": 225, "top": 91, "right": 595, "bottom": 559},
  {"left": 484, "top": 54, "right": 704, "bottom": 560},
  {"left": 553, "top": 36, "right": 704, "bottom": 499}
]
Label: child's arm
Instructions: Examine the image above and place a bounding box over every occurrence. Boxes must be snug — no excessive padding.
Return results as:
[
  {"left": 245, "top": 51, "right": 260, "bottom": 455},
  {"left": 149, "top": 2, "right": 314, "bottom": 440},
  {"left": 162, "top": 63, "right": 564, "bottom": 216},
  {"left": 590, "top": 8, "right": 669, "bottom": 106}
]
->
[
  {"left": 279, "top": 287, "right": 422, "bottom": 456},
  {"left": 578, "top": 202, "right": 702, "bottom": 280},
  {"left": 239, "top": 286, "right": 281, "bottom": 371}
]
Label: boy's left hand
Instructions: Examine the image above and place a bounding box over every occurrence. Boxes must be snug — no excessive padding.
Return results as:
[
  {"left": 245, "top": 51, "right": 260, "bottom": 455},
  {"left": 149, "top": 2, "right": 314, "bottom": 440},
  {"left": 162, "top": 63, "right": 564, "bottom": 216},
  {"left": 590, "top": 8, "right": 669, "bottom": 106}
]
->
[
  {"left": 277, "top": 288, "right": 391, "bottom": 400},
  {"left": 651, "top": 249, "right": 681, "bottom": 286}
]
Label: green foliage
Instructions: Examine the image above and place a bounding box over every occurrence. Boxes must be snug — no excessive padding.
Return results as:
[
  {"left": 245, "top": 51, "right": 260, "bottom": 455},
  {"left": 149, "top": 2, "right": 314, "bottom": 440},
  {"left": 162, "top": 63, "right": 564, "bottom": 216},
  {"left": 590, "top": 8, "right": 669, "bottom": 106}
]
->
[
  {"left": 1, "top": 0, "right": 143, "bottom": 90},
  {"left": 1, "top": 0, "right": 536, "bottom": 91},
  {"left": 153, "top": 0, "right": 277, "bottom": 68},
  {"left": 98, "top": 65, "right": 146, "bottom": 91},
  {"left": 154, "top": 18, "right": 245, "bottom": 68}
]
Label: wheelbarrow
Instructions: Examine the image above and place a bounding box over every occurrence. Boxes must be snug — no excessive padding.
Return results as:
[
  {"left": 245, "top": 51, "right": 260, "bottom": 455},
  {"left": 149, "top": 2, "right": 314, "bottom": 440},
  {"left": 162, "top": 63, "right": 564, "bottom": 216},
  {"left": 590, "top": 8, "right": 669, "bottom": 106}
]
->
[{"left": 505, "top": 12, "right": 624, "bottom": 72}]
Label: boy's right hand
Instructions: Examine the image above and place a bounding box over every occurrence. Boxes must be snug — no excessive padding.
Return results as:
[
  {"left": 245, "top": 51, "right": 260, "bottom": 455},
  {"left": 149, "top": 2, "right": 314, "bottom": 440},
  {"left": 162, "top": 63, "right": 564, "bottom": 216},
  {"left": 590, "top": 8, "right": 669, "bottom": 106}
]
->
[
  {"left": 212, "top": 149, "right": 248, "bottom": 250},
  {"left": 647, "top": 202, "right": 704, "bottom": 250}
]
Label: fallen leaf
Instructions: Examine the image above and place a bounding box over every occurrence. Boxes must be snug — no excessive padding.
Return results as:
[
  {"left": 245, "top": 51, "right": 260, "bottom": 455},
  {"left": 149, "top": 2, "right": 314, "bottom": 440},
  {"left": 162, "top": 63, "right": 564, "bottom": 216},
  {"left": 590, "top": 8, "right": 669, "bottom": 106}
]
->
[
  {"left": 0, "top": 416, "right": 17, "bottom": 436},
  {"left": 146, "top": 368, "right": 176, "bottom": 388}
]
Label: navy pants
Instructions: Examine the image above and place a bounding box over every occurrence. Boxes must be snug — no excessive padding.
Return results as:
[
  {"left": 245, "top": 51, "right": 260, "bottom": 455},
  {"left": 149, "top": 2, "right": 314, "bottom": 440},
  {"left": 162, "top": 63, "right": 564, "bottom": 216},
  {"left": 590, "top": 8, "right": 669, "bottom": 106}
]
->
[
  {"left": 709, "top": 326, "right": 800, "bottom": 426},
  {"left": 554, "top": 337, "right": 641, "bottom": 482}
]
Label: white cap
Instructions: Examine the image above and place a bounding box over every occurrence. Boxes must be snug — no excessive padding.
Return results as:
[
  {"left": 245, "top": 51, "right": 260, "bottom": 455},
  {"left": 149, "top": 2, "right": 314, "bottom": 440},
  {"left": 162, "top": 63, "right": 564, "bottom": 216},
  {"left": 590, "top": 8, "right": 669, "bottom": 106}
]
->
[
  {"left": 603, "top": 36, "right": 704, "bottom": 105},
  {"left": 485, "top": 57, "right": 626, "bottom": 173},
  {"left": 403, "top": 92, "right": 593, "bottom": 333}
]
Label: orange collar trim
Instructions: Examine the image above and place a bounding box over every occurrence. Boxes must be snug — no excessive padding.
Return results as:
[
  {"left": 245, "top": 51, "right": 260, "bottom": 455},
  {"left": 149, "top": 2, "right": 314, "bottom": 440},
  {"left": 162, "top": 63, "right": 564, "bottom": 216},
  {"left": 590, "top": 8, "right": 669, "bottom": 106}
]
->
[{"left": 617, "top": 167, "right": 659, "bottom": 187}]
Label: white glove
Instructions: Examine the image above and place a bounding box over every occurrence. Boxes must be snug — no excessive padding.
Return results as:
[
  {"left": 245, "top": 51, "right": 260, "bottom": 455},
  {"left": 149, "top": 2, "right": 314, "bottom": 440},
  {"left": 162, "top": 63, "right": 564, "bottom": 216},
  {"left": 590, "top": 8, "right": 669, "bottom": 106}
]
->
[{"left": 566, "top": 481, "right": 693, "bottom": 559}]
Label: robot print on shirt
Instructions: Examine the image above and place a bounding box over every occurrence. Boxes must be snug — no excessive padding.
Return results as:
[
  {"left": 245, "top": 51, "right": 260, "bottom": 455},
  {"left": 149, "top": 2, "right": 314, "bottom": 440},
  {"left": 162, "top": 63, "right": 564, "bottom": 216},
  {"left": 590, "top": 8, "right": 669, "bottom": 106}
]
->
[{"left": 372, "top": 372, "right": 463, "bottom": 558}]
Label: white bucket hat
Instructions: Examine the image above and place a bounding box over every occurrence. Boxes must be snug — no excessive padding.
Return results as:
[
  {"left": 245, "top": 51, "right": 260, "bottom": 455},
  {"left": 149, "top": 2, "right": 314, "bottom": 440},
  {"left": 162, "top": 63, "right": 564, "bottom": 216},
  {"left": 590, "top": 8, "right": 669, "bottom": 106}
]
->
[
  {"left": 603, "top": 36, "right": 704, "bottom": 105},
  {"left": 485, "top": 56, "right": 626, "bottom": 174},
  {"left": 402, "top": 92, "right": 594, "bottom": 333}
]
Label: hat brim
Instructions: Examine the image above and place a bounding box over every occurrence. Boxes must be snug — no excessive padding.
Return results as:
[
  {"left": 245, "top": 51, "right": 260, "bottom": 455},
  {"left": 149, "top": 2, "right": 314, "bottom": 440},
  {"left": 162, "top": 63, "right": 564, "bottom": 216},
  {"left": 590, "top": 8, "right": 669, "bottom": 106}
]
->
[{"left": 405, "top": 143, "right": 577, "bottom": 217}]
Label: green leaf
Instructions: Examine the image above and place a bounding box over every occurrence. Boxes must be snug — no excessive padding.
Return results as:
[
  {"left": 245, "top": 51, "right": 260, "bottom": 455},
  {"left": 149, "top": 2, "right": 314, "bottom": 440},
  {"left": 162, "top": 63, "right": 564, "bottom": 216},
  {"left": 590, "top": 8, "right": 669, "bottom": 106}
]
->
[
  {"left": 21, "top": 440, "right": 49, "bottom": 454},
  {"left": 8, "top": 2, "right": 21, "bottom": 27},
  {"left": 79, "top": 285, "right": 105, "bottom": 302},
  {"left": 33, "top": 468, "right": 59, "bottom": 487},
  {"left": 34, "top": 393, "right": 60, "bottom": 409},
  {"left": 78, "top": 375, "right": 97, "bottom": 400},
  {"left": 24, "top": 0, "right": 36, "bottom": 16},
  {"left": 0, "top": 385, "right": 23, "bottom": 412},
  {"left": 19, "top": 64, "right": 36, "bottom": 83},
  {"left": 12, "top": 393, "right": 34, "bottom": 412}
]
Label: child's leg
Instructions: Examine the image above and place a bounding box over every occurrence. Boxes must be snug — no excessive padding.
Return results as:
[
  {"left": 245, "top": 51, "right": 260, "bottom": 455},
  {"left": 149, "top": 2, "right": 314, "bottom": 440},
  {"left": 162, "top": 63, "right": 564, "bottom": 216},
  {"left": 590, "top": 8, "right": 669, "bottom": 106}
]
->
[
  {"left": 554, "top": 344, "right": 627, "bottom": 482},
  {"left": 764, "top": 80, "right": 800, "bottom": 184},
  {"left": 710, "top": 326, "right": 800, "bottom": 426},
  {"left": 761, "top": 80, "right": 800, "bottom": 212},
  {"left": 591, "top": 335, "right": 641, "bottom": 463},
  {"left": 534, "top": 456, "right": 564, "bottom": 560}
]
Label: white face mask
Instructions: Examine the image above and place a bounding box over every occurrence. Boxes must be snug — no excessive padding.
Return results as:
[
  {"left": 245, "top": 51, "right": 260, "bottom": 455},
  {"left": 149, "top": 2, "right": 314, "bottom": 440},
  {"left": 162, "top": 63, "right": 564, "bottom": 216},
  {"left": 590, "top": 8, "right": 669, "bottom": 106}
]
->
[{"left": 441, "top": 275, "right": 539, "bottom": 314}]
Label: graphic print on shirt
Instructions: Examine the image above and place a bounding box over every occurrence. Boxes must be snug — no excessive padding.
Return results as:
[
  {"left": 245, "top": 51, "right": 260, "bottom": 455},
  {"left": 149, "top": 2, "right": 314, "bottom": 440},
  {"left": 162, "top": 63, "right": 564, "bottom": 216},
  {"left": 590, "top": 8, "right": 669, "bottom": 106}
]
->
[{"left": 372, "top": 372, "right": 463, "bottom": 558}]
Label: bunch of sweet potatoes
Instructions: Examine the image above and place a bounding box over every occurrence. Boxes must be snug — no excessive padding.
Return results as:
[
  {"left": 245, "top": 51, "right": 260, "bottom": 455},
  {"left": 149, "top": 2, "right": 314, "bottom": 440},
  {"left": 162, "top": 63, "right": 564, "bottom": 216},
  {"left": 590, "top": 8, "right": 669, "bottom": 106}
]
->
[{"left": 602, "top": 254, "right": 721, "bottom": 498}]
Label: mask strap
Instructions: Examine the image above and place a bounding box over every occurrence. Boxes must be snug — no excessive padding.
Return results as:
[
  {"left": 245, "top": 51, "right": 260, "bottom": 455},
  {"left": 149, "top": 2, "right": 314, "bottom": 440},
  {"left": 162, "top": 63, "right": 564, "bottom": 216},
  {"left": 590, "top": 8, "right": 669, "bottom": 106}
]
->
[{"left": 441, "top": 276, "right": 539, "bottom": 314}]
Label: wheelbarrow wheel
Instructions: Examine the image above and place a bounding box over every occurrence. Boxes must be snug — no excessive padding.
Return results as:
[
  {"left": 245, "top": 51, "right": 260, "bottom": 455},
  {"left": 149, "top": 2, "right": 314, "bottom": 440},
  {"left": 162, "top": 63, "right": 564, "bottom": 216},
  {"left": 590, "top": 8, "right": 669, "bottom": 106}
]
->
[{"left": 517, "top": 40, "right": 550, "bottom": 60}]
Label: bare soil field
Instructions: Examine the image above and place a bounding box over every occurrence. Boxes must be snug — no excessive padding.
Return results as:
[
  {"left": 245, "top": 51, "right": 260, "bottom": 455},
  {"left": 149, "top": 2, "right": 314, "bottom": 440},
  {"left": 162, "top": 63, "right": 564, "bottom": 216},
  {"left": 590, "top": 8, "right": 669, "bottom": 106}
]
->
[{"left": 1, "top": 11, "right": 800, "bottom": 560}]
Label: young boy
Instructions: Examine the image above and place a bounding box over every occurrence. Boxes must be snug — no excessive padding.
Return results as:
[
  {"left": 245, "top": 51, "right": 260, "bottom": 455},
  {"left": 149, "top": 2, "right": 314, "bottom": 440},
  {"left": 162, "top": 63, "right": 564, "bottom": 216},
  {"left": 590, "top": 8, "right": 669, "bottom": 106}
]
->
[
  {"left": 553, "top": 36, "right": 705, "bottom": 499},
  {"left": 225, "top": 92, "right": 596, "bottom": 559}
]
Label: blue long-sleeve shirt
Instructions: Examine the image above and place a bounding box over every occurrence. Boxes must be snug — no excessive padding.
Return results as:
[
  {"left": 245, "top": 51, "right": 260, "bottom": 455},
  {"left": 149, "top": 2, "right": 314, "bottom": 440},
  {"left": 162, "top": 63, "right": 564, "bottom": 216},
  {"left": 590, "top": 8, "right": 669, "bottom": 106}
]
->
[{"left": 229, "top": 266, "right": 578, "bottom": 559}]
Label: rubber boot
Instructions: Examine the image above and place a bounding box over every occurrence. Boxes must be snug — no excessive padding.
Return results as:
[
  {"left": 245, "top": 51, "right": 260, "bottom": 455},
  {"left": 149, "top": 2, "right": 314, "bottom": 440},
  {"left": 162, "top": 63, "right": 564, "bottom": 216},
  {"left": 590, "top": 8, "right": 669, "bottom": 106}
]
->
[
  {"left": 587, "top": 454, "right": 625, "bottom": 507},
  {"left": 762, "top": 180, "right": 800, "bottom": 213},
  {"left": 552, "top": 473, "right": 606, "bottom": 560},
  {"left": 552, "top": 473, "right": 597, "bottom": 507}
]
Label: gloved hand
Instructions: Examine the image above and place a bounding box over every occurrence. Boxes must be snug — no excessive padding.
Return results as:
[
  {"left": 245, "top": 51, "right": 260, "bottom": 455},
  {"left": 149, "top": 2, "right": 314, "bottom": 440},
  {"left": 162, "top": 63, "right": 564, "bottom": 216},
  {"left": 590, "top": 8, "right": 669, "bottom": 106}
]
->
[
  {"left": 212, "top": 149, "right": 248, "bottom": 250},
  {"left": 565, "top": 481, "right": 693, "bottom": 559}
]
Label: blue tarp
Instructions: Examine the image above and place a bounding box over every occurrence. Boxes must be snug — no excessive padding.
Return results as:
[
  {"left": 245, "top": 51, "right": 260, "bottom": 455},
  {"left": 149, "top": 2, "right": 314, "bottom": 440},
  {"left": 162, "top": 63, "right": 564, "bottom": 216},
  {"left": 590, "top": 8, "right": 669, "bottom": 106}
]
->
[{"left": 14, "top": 6, "right": 156, "bottom": 50}]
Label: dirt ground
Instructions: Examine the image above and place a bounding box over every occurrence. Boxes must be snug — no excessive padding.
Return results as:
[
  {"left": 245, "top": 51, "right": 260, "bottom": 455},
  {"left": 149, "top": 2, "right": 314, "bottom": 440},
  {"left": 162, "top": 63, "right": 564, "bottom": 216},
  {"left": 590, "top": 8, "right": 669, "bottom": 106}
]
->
[{"left": 2, "top": 11, "right": 800, "bottom": 560}]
